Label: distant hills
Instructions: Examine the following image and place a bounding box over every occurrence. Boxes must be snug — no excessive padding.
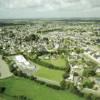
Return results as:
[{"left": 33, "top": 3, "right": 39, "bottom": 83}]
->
[{"left": 0, "top": 17, "right": 100, "bottom": 26}]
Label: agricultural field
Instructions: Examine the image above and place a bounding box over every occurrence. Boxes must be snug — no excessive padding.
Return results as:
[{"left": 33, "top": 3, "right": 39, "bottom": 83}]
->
[{"left": 0, "top": 77, "right": 85, "bottom": 100}]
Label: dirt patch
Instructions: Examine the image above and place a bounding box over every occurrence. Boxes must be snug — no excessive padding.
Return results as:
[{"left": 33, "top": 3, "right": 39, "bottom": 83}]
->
[{"left": 0, "top": 55, "right": 12, "bottom": 79}]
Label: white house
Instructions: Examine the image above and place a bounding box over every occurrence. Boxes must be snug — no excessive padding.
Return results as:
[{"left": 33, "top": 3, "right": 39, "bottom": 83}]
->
[
  {"left": 15, "top": 55, "right": 36, "bottom": 70},
  {"left": 96, "top": 68, "right": 100, "bottom": 76}
]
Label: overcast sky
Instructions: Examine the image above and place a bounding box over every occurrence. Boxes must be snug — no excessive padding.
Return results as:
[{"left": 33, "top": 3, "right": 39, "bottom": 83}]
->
[{"left": 0, "top": 0, "right": 100, "bottom": 19}]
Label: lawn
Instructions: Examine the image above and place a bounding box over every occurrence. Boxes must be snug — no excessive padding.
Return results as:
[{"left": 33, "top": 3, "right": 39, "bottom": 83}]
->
[
  {"left": 7, "top": 55, "right": 64, "bottom": 82},
  {"left": 0, "top": 77, "right": 86, "bottom": 100},
  {"left": 41, "top": 55, "right": 66, "bottom": 68},
  {"left": 33, "top": 62, "right": 64, "bottom": 82}
]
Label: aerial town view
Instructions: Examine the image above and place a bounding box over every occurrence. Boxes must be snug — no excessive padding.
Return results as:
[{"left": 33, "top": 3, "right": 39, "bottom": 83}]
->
[{"left": 0, "top": 0, "right": 100, "bottom": 100}]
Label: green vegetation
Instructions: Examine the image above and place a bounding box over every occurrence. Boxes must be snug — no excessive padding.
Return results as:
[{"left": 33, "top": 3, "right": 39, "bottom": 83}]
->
[
  {"left": 41, "top": 55, "right": 66, "bottom": 68},
  {"left": 0, "top": 77, "right": 85, "bottom": 100},
  {"left": 82, "top": 79, "right": 94, "bottom": 88},
  {"left": 60, "top": 80, "right": 66, "bottom": 89},
  {"left": 33, "top": 63, "right": 64, "bottom": 82},
  {"left": 83, "top": 69, "right": 96, "bottom": 77}
]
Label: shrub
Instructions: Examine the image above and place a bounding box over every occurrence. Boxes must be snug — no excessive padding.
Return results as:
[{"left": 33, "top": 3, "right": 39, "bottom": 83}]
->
[
  {"left": 14, "top": 95, "right": 31, "bottom": 100},
  {"left": 60, "top": 80, "right": 66, "bottom": 90},
  {"left": 0, "top": 87, "right": 6, "bottom": 94},
  {"left": 83, "top": 79, "right": 94, "bottom": 88},
  {"left": 84, "top": 93, "right": 93, "bottom": 100},
  {"left": 46, "top": 83, "right": 61, "bottom": 90},
  {"left": 83, "top": 69, "right": 96, "bottom": 77},
  {"left": 68, "top": 82, "right": 76, "bottom": 92},
  {"left": 63, "top": 73, "right": 69, "bottom": 79}
]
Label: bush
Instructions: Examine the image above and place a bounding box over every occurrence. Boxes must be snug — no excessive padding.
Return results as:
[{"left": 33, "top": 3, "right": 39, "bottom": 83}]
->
[
  {"left": 0, "top": 87, "right": 6, "bottom": 94},
  {"left": 65, "top": 65, "right": 70, "bottom": 73},
  {"left": 68, "top": 83, "right": 76, "bottom": 92},
  {"left": 14, "top": 95, "right": 31, "bottom": 100},
  {"left": 46, "top": 83, "right": 61, "bottom": 90},
  {"left": 9, "top": 63, "right": 17, "bottom": 72},
  {"left": 60, "top": 80, "right": 66, "bottom": 89},
  {"left": 84, "top": 93, "right": 93, "bottom": 100},
  {"left": 66, "top": 82, "right": 71, "bottom": 89},
  {"left": 30, "top": 76, "right": 37, "bottom": 80},
  {"left": 34, "top": 79, "right": 46, "bottom": 85},
  {"left": 63, "top": 73, "right": 69, "bottom": 79},
  {"left": 83, "top": 69, "right": 96, "bottom": 77},
  {"left": 83, "top": 79, "right": 94, "bottom": 88}
]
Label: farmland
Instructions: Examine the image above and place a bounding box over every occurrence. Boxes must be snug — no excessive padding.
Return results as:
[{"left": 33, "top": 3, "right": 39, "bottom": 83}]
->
[{"left": 0, "top": 77, "right": 85, "bottom": 100}]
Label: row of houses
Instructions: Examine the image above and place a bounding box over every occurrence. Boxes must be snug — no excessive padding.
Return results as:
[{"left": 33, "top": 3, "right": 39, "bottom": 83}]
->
[{"left": 84, "top": 48, "right": 100, "bottom": 63}]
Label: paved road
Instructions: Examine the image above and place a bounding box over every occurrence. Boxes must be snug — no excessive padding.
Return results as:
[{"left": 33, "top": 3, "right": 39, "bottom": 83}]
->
[{"left": 0, "top": 55, "right": 13, "bottom": 79}]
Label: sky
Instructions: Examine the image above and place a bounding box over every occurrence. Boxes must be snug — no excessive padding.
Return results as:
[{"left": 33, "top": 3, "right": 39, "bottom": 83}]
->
[{"left": 0, "top": 0, "right": 100, "bottom": 19}]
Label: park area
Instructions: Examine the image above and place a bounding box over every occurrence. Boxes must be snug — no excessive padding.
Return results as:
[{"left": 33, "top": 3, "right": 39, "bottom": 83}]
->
[
  {"left": 33, "top": 62, "right": 64, "bottom": 83},
  {"left": 10, "top": 55, "right": 65, "bottom": 83},
  {"left": 0, "top": 77, "right": 86, "bottom": 100},
  {"left": 39, "top": 55, "right": 67, "bottom": 69}
]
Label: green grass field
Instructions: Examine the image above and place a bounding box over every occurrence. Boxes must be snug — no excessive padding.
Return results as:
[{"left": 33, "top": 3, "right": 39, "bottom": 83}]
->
[
  {"left": 33, "top": 63, "right": 64, "bottom": 82},
  {"left": 0, "top": 77, "right": 86, "bottom": 100},
  {"left": 41, "top": 55, "right": 66, "bottom": 68}
]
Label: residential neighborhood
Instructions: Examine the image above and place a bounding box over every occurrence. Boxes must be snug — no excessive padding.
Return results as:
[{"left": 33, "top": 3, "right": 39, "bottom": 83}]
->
[{"left": 0, "top": 19, "right": 100, "bottom": 100}]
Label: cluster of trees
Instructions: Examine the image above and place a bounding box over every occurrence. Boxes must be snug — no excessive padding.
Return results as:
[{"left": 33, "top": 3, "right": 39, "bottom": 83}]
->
[
  {"left": 84, "top": 93, "right": 100, "bottom": 100},
  {"left": 62, "top": 64, "right": 70, "bottom": 79},
  {"left": 82, "top": 79, "right": 95, "bottom": 89},
  {"left": 37, "top": 28, "right": 63, "bottom": 34},
  {"left": 83, "top": 69, "right": 96, "bottom": 77},
  {"left": 24, "top": 33, "right": 39, "bottom": 42},
  {"left": 60, "top": 80, "right": 67, "bottom": 90},
  {"left": 74, "top": 47, "right": 84, "bottom": 54},
  {"left": 60, "top": 80, "right": 83, "bottom": 96},
  {"left": 60, "top": 80, "right": 100, "bottom": 100}
]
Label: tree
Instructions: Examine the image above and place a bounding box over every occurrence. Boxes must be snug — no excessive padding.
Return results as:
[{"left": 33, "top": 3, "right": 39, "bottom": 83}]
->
[
  {"left": 84, "top": 93, "right": 93, "bottom": 100},
  {"left": 83, "top": 69, "right": 96, "bottom": 77},
  {"left": 69, "top": 82, "right": 76, "bottom": 92},
  {"left": 65, "top": 60, "right": 70, "bottom": 73},
  {"left": 83, "top": 79, "right": 94, "bottom": 88},
  {"left": 63, "top": 73, "right": 69, "bottom": 79},
  {"left": 75, "top": 48, "right": 84, "bottom": 54},
  {"left": 24, "top": 34, "right": 39, "bottom": 42},
  {"left": 0, "top": 87, "right": 6, "bottom": 93},
  {"left": 60, "top": 80, "right": 66, "bottom": 89},
  {"left": 73, "top": 72, "right": 79, "bottom": 76}
]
